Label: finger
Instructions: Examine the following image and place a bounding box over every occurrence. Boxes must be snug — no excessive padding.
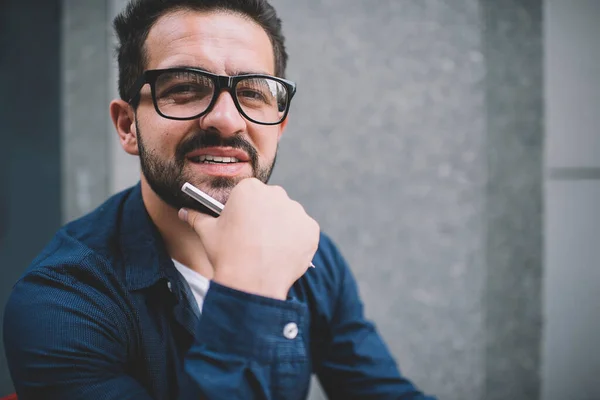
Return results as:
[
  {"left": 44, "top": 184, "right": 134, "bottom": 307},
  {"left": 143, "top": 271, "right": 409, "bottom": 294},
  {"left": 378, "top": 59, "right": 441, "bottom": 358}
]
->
[{"left": 178, "top": 208, "right": 217, "bottom": 238}]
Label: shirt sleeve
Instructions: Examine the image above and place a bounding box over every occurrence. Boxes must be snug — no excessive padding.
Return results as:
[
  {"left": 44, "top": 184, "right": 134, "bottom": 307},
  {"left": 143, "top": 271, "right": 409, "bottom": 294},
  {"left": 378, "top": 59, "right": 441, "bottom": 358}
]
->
[
  {"left": 184, "top": 281, "right": 311, "bottom": 400},
  {"left": 316, "top": 244, "right": 437, "bottom": 400},
  {"left": 3, "top": 269, "right": 154, "bottom": 400}
]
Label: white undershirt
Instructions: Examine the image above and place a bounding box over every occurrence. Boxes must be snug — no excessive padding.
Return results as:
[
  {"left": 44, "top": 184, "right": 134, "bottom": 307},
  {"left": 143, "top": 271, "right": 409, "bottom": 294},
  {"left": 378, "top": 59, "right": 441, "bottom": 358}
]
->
[{"left": 172, "top": 259, "right": 211, "bottom": 312}]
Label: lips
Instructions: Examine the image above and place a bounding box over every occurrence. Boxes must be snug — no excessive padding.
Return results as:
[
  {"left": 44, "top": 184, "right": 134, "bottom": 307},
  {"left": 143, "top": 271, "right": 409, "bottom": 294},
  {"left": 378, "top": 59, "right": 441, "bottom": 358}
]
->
[
  {"left": 186, "top": 147, "right": 250, "bottom": 163},
  {"left": 190, "top": 155, "right": 240, "bottom": 163}
]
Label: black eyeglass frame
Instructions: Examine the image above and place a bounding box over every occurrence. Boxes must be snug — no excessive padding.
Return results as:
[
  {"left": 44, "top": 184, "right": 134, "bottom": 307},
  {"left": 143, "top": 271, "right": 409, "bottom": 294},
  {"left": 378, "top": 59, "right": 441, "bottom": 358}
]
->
[{"left": 127, "top": 67, "right": 297, "bottom": 126}]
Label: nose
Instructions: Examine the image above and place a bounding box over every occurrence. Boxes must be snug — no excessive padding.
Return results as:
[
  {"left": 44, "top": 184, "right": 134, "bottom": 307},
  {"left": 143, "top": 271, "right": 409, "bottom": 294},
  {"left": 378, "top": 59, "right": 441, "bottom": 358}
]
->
[{"left": 198, "top": 90, "right": 246, "bottom": 136}]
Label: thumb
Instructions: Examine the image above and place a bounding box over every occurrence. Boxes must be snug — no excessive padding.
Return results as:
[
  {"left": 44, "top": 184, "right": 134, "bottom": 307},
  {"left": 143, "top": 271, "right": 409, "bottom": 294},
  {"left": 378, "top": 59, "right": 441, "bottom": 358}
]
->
[{"left": 178, "top": 208, "right": 217, "bottom": 238}]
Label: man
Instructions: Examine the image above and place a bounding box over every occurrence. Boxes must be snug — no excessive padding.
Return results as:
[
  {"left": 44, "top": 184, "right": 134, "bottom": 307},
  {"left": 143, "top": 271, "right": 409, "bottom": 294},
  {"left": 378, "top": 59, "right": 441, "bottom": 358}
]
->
[{"left": 3, "top": 0, "right": 436, "bottom": 399}]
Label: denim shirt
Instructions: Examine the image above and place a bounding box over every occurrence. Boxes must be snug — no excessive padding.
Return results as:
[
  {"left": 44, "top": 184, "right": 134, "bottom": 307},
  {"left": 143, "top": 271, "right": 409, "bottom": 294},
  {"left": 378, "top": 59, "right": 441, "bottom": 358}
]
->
[{"left": 3, "top": 184, "right": 435, "bottom": 400}]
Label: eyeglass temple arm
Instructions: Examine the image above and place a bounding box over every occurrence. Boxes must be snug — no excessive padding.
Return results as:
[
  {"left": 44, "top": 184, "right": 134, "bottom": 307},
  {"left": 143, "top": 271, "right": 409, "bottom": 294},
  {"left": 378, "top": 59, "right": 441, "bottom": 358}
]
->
[{"left": 126, "top": 73, "right": 149, "bottom": 103}]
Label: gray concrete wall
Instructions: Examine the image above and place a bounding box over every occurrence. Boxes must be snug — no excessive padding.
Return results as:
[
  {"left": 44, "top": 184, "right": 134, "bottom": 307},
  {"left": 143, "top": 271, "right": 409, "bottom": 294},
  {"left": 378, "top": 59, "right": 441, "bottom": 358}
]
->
[
  {"left": 109, "top": 0, "right": 141, "bottom": 194},
  {"left": 271, "top": 1, "right": 544, "bottom": 399},
  {"left": 542, "top": 1, "right": 600, "bottom": 399},
  {"left": 272, "top": 1, "right": 489, "bottom": 398},
  {"left": 62, "top": 0, "right": 113, "bottom": 222},
  {"left": 62, "top": 1, "right": 547, "bottom": 399}
]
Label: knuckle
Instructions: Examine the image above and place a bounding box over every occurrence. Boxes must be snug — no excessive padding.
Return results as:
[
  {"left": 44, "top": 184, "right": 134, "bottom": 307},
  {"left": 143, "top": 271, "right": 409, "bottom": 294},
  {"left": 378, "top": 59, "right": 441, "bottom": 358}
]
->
[
  {"left": 272, "top": 184, "right": 286, "bottom": 194},
  {"left": 311, "top": 218, "right": 320, "bottom": 232},
  {"left": 270, "top": 185, "right": 289, "bottom": 200},
  {"left": 311, "top": 219, "right": 321, "bottom": 238},
  {"left": 290, "top": 199, "right": 304, "bottom": 211}
]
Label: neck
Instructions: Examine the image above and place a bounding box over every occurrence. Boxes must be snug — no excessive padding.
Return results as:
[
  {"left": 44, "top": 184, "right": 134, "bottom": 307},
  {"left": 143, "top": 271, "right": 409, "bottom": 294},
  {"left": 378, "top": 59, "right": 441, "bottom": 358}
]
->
[{"left": 140, "top": 176, "right": 214, "bottom": 279}]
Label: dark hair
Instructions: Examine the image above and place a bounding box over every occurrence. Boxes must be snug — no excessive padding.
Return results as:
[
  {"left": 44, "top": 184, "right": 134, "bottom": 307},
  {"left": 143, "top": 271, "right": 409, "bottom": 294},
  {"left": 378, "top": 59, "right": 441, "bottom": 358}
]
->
[{"left": 113, "top": 0, "right": 288, "bottom": 102}]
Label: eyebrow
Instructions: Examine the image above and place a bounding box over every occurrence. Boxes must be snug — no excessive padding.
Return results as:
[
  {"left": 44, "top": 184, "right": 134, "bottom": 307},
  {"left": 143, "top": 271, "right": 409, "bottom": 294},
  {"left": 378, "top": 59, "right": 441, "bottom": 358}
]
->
[
  {"left": 235, "top": 70, "right": 271, "bottom": 76},
  {"left": 164, "top": 64, "right": 272, "bottom": 76},
  {"left": 163, "top": 64, "right": 211, "bottom": 73}
]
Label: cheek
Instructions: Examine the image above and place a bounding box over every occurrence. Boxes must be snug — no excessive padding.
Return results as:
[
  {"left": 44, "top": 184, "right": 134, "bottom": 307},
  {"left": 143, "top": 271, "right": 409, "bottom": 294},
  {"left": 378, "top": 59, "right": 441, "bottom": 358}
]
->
[
  {"left": 249, "top": 126, "right": 281, "bottom": 159},
  {"left": 138, "top": 112, "right": 193, "bottom": 153}
]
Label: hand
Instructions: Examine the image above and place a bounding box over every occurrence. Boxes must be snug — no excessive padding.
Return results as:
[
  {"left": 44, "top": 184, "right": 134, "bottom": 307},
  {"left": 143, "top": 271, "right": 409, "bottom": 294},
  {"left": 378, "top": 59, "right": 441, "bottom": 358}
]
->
[{"left": 178, "top": 178, "right": 320, "bottom": 300}]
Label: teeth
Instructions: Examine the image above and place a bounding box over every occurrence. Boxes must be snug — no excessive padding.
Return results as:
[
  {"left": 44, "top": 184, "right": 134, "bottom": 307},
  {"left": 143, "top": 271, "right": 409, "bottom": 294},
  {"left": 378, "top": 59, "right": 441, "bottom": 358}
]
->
[{"left": 196, "top": 155, "right": 240, "bottom": 163}]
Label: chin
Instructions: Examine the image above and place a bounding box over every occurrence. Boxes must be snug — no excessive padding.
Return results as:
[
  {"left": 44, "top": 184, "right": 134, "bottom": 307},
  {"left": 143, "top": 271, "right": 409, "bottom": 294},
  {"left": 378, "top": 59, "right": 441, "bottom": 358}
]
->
[
  {"left": 189, "top": 177, "right": 240, "bottom": 204},
  {"left": 206, "top": 188, "right": 233, "bottom": 205}
]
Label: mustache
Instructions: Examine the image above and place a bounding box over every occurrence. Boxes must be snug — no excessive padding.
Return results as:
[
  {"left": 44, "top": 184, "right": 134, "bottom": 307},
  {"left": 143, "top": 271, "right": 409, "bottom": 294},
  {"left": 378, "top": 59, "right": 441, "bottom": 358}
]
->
[{"left": 176, "top": 130, "right": 259, "bottom": 167}]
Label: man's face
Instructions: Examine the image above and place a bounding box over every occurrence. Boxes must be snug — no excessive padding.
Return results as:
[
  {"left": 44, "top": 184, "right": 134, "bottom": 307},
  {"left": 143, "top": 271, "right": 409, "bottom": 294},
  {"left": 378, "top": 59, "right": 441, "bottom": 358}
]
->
[{"left": 134, "top": 10, "right": 285, "bottom": 210}]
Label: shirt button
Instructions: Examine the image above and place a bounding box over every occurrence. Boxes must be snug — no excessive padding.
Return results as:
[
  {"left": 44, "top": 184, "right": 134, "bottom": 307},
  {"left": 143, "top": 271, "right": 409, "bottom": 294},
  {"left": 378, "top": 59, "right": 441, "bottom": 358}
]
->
[{"left": 283, "top": 322, "right": 298, "bottom": 340}]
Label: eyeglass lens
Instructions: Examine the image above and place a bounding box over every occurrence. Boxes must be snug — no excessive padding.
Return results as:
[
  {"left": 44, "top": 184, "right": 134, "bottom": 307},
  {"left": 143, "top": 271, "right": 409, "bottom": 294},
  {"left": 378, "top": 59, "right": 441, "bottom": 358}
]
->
[{"left": 153, "top": 70, "right": 289, "bottom": 123}]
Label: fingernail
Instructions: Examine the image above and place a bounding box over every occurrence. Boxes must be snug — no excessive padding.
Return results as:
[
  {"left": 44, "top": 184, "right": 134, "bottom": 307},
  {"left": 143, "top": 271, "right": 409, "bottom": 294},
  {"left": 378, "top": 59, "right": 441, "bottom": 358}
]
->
[{"left": 178, "top": 208, "right": 188, "bottom": 222}]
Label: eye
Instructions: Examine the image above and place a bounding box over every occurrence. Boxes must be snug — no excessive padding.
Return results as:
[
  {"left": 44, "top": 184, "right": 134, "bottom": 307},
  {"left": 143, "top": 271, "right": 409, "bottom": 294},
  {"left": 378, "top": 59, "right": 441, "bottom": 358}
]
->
[
  {"left": 156, "top": 84, "right": 213, "bottom": 105},
  {"left": 170, "top": 84, "right": 194, "bottom": 93},
  {"left": 165, "top": 84, "right": 207, "bottom": 95},
  {"left": 238, "top": 89, "right": 266, "bottom": 101}
]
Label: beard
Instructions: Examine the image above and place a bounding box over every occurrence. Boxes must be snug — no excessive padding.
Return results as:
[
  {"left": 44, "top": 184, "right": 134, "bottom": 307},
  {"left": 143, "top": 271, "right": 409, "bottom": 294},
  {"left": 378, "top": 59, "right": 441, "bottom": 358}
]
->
[{"left": 136, "top": 120, "right": 277, "bottom": 213}]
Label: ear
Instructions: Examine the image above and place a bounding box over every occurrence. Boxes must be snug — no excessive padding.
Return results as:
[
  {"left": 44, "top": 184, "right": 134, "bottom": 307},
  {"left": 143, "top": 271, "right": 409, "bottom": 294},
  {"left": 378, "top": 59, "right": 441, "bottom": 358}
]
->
[
  {"left": 110, "top": 99, "right": 139, "bottom": 156},
  {"left": 277, "top": 114, "right": 289, "bottom": 142}
]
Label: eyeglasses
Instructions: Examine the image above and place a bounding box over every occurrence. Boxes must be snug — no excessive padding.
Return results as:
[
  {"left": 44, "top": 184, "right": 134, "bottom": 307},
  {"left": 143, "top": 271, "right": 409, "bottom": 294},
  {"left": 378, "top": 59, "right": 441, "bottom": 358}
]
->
[{"left": 127, "top": 67, "right": 296, "bottom": 126}]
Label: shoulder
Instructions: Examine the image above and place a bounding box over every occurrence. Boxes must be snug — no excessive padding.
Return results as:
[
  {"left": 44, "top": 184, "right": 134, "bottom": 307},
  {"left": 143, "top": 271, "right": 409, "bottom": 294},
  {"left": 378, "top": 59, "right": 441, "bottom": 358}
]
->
[
  {"left": 5, "top": 239, "right": 129, "bottom": 323},
  {"left": 16, "top": 186, "right": 138, "bottom": 286},
  {"left": 5, "top": 187, "right": 140, "bottom": 320},
  {"left": 3, "top": 237, "right": 136, "bottom": 389},
  {"left": 3, "top": 227, "right": 136, "bottom": 349},
  {"left": 59, "top": 185, "right": 138, "bottom": 263}
]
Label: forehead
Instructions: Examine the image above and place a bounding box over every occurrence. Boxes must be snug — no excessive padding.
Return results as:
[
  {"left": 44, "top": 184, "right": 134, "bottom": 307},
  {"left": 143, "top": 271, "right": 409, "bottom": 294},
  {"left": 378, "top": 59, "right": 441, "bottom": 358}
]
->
[{"left": 144, "top": 9, "right": 275, "bottom": 75}]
